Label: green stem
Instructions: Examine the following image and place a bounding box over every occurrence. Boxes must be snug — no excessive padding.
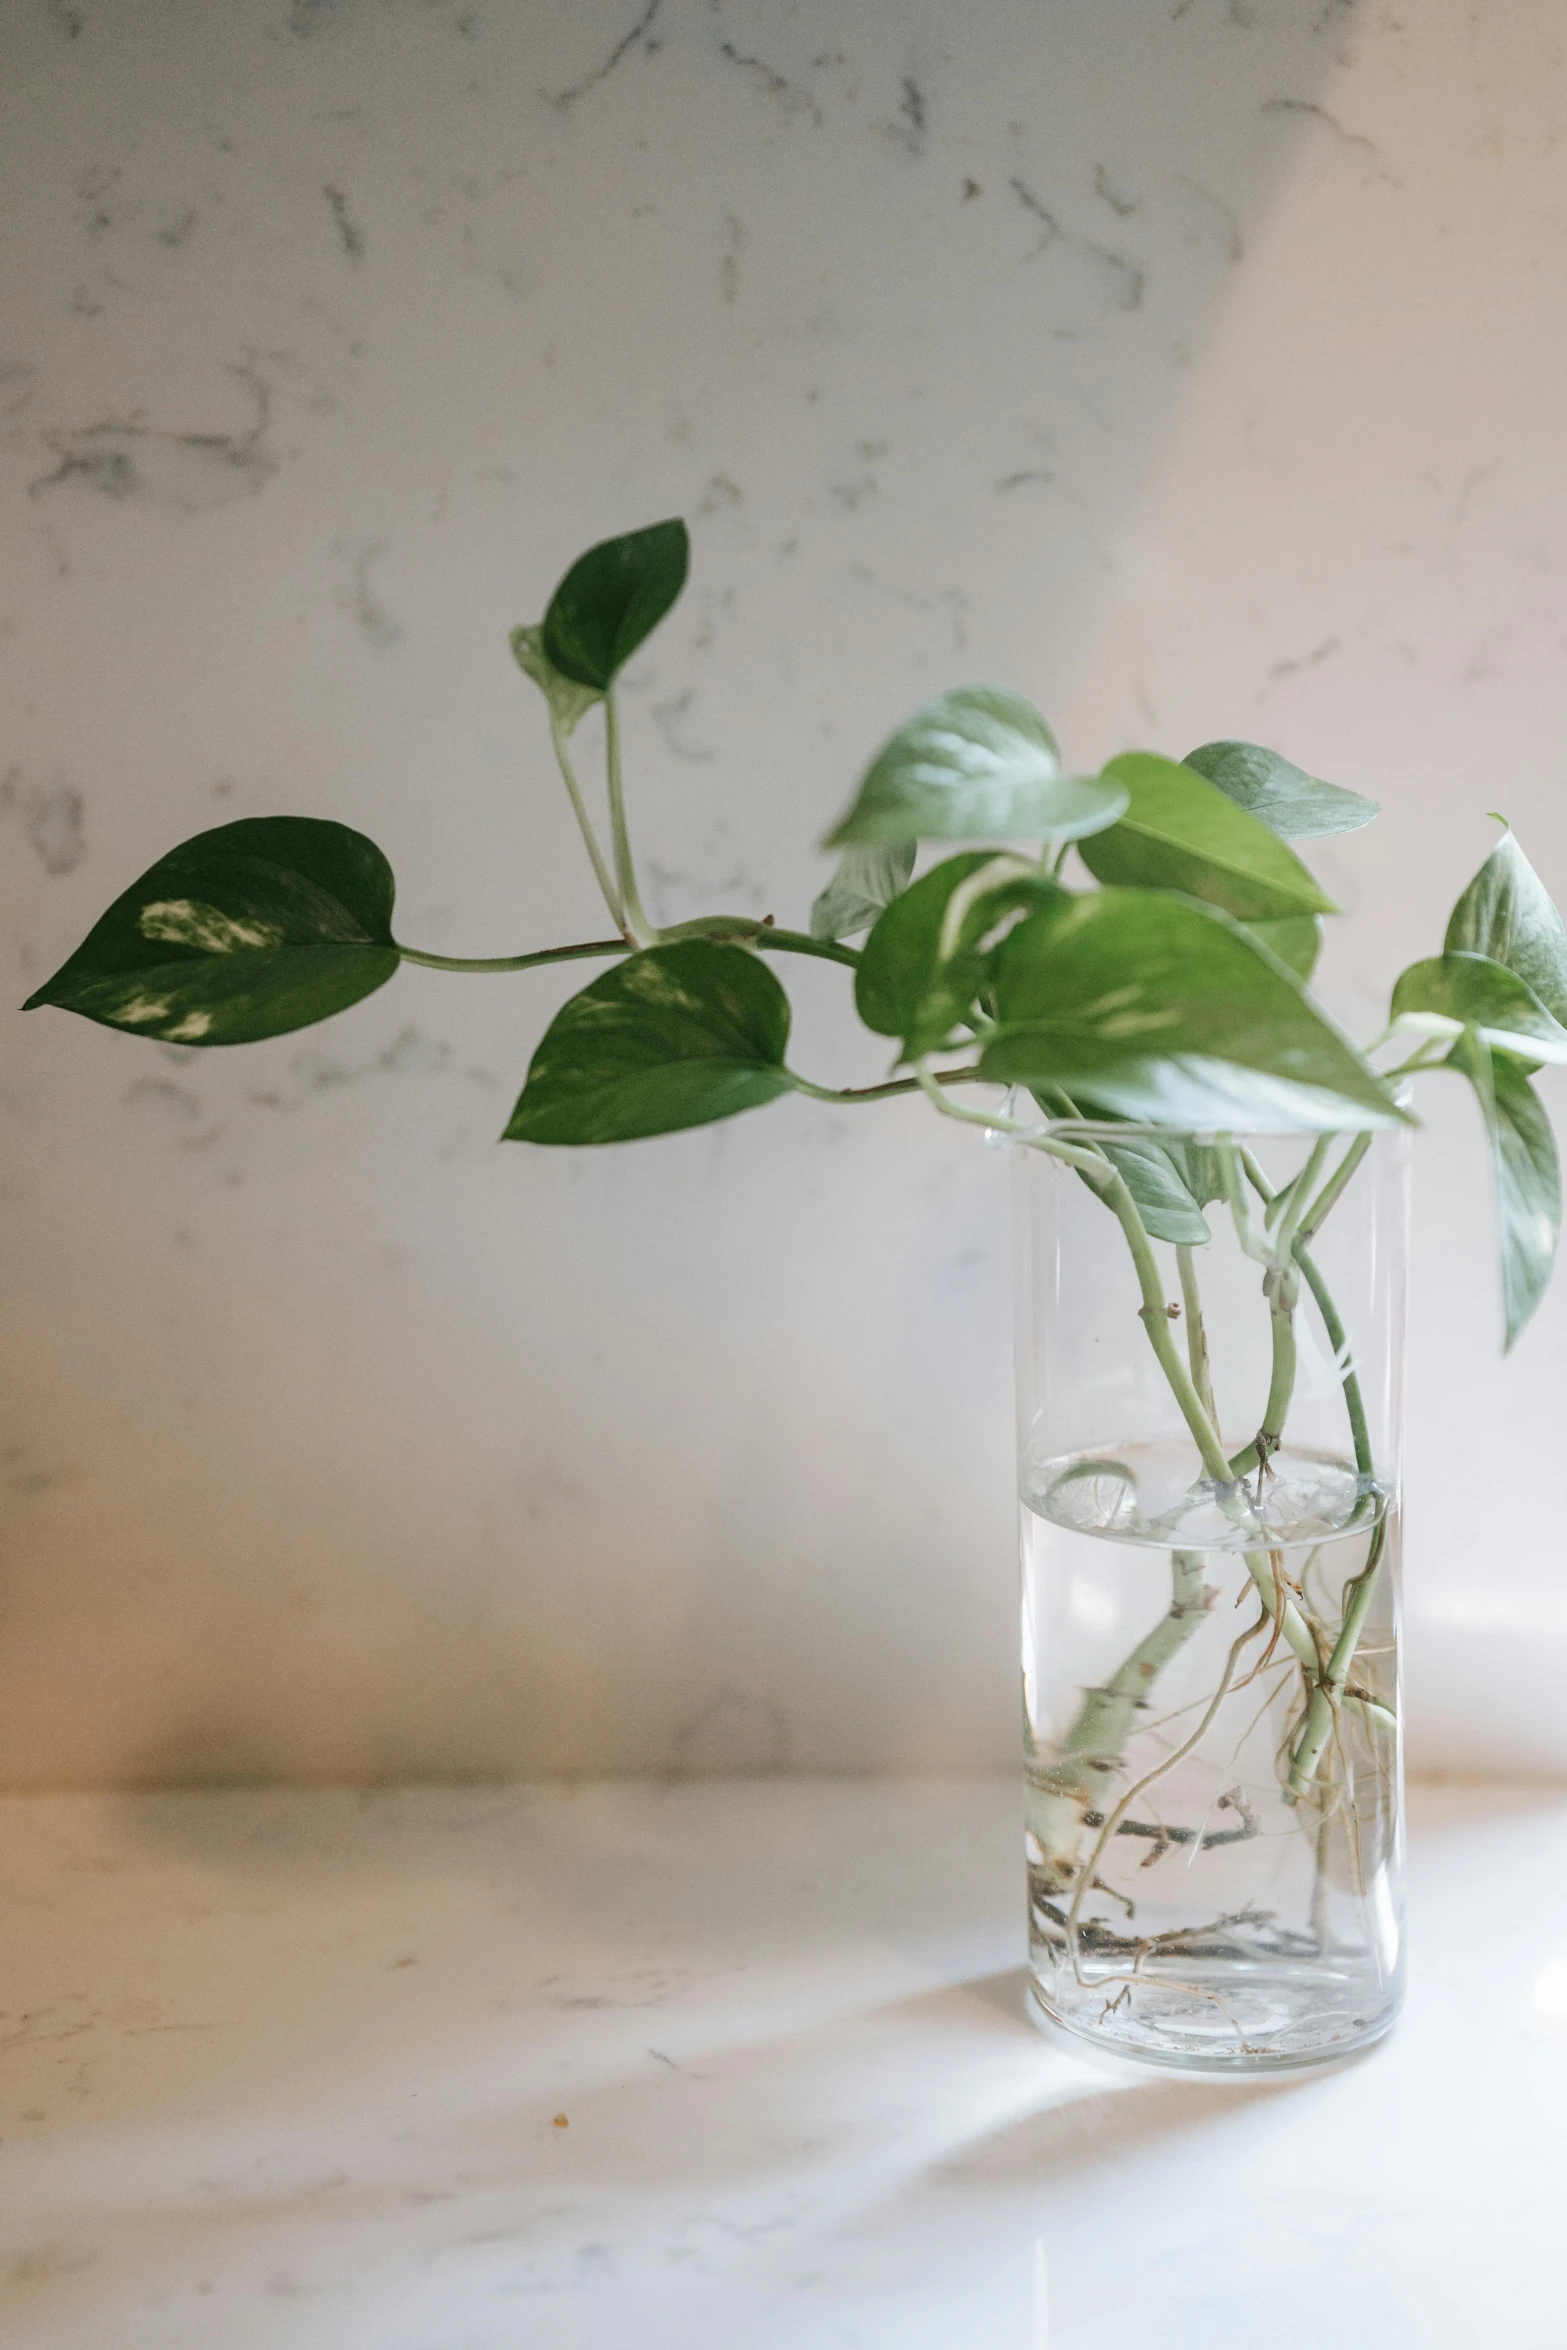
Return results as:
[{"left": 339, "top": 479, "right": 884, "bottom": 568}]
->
[
  {"left": 1175, "top": 1244, "right": 1218, "bottom": 1427},
  {"left": 1294, "top": 1241, "right": 1373, "bottom": 1480},
  {"left": 1227, "top": 1261, "right": 1299, "bottom": 1481},
  {"left": 1238, "top": 1144, "right": 1376, "bottom": 1485},
  {"left": 1295, "top": 1131, "right": 1373, "bottom": 1248},
  {"left": 1233, "top": 1147, "right": 1395, "bottom": 1796},
  {"left": 1242, "top": 1545, "right": 1323, "bottom": 1676},
  {"left": 604, "top": 688, "right": 655, "bottom": 948},
  {"left": 1218, "top": 1140, "right": 1271, "bottom": 1266},
  {"left": 1107, "top": 1174, "right": 1233, "bottom": 1484},
  {"left": 1287, "top": 1518, "right": 1392, "bottom": 1797},
  {"left": 548, "top": 709, "right": 626, "bottom": 936},
  {"left": 1272, "top": 1135, "right": 1332, "bottom": 1254},
  {"left": 394, "top": 927, "right": 861, "bottom": 978},
  {"left": 396, "top": 938, "right": 627, "bottom": 975},
  {"left": 790, "top": 1066, "right": 984, "bottom": 1105},
  {"left": 917, "top": 1065, "right": 1233, "bottom": 1482},
  {"left": 757, "top": 926, "right": 860, "bottom": 968},
  {"left": 662, "top": 917, "right": 860, "bottom": 970}
]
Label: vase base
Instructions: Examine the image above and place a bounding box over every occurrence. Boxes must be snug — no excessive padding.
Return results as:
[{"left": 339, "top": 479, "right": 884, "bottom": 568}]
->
[{"left": 1025, "top": 1967, "right": 1401, "bottom": 2077}]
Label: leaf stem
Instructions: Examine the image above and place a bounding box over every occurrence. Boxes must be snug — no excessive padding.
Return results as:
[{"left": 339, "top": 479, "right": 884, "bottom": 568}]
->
[
  {"left": 1175, "top": 1244, "right": 1217, "bottom": 1426},
  {"left": 604, "top": 688, "right": 656, "bottom": 948},
  {"left": 548, "top": 709, "right": 627, "bottom": 937},
  {"left": 1287, "top": 1519, "right": 1391, "bottom": 1797},
  {"left": 662, "top": 917, "right": 859, "bottom": 970},
  {"left": 789, "top": 1065, "right": 984, "bottom": 1105},
  {"left": 1235, "top": 1144, "right": 1395, "bottom": 1795},
  {"left": 917, "top": 1063, "right": 1235, "bottom": 1483},
  {"left": 1294, "top": 1131, "right": 1373, "bottom": 1248},
  {"left": 394, "top": 926, "right": 861, "bottom": 978},
  {"left": 395, "top": 938, "right": 627, "bottom": 975},
  {"left": 1027, "top": 1549, "right": 1213, "bottom": 1893}
]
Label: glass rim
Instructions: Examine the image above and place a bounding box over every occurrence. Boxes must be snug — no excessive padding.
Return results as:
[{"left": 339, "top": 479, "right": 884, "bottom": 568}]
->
[
  {"left": 1003, "top": 1118, "right": 1406, "bottom": 1145},
  {"left": 998, "top": 1085, "right": 1413, "bottom": 1148}
]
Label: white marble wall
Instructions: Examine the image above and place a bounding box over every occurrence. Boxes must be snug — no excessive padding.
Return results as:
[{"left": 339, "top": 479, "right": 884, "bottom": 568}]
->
[{"left": 2, "top": 0, "right": 1565, "bottom": 1784}]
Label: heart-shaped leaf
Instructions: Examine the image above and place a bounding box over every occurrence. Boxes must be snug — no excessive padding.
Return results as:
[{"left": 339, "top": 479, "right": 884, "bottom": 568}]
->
[
  {"left": 1183, "top": 741, "right": 1379, "bottom": 840},
  {"left": 1077, "top": 752, "right": 1336, "bottom": 920},
  {"left": 503, "top": 940, "right": 794, "bottom": 1145},
  {"left": 22, "top": 817, "right": 399, "bottom": 1045},
  {"left": 1029, "top": 1090, "right": 1212, "bottom": 1259},
  {"left": 981, "top": 890, "right": 1403, "bottom": 1131},
  {"left": 1444, "top": 828, "right": 1567, "bottom": 1027},
  {"left": 1447, "top": 1027, "right": 1561, "bottom": 1350},
  {"left": 1086, "top": 1133, "right": 1212, "bottom": 1244},
  {"left": 856, "top": 851, "right": 1063, "bottom": 1058},
  {"left": 810, "top": 841, "right": 916, "bottom": 942},
  {"left": 825, "top": 686, "right": 1127, "bottom": 848},
  {"left": 1391, "top": 951, "right": 1567, "bottom": 1064},
  {"left": 541, "top": 519, "right": 690, "bottom": 692}
]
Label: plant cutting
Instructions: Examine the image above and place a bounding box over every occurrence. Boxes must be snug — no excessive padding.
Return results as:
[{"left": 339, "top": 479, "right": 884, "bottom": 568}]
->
[{"left": 26, "top": 519, "right": 1565, "bottom": 2070}]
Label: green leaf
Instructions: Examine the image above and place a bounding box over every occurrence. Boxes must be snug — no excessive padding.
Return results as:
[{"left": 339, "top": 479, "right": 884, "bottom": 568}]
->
[
  {"left": 509, "top": 623, "right": 603, "bottom": 737},
  {"left": 1447, "top": 1028, "right": 1562, "bottom": 1350},
  {"left": 1244, "top": 914, "right": 1323, "bottom": 981},
  {"left": 810, "top": 841, "right": 916, "bottom": 942},
  {"left": 503, "top": 940, "right": 794, "bottom": 1145},
  {"left": 1390, "top": 951, "right": 1567, "bottom": 1064},
  {"left": 856, "top": 851, "right": 1063, "bottom": 1058},
  {"left": 1092, "top": 1136, "right": 1211, "bottom": 1243},
  {"left": 825, "top": 686, "right": 1127, "bottom": 848},
  {"left": 1444, "top": 828, "right": 1567, "bottom": 1027},
  {"left": 981, "top": 889, "right": 1405, "bottom": 1131},
  {"left": 21, "top": 817, "right": 399, "bottom": 1045},
  {"left": 1077, "top": 752, "right": 1337, "bottom": 920},
  {"left": 540, "top": 519, "right": 690, "bottom": 692},
  {"left": 1183, "top": 741, "right": 1378, "bottom": 840},
  {"left": 1029, "top": 1086, "right": 1223, "bottom": 1235}
]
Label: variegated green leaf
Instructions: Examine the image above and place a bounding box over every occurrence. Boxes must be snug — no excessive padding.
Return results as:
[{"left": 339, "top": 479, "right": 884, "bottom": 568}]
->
[
  {"left": 22, "top": 817, "right": 399, "bottom": 1046},
  {"left": 504, "top": 941, "right": 793, "bottom": 1145}
]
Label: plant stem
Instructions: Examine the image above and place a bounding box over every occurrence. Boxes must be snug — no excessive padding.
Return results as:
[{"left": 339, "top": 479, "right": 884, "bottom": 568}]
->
[
  {"left": 1176, "top": 1245, "right": 1218, "bottom": 1426},
  {"left": 1295, "top": 1131, "right": 1373, "bottom": 1248},
  {"left": 396, "top": 938, "right": 628, "bottom": 975},
  {"left": 1064, "top": 1607, "right": 1263, "bottom": 1965},
  {"left": 915, "top": 1065, "right": 1234, "bottom": 1480},
  {"left": 548, "top": 709, "right": 626, "bottom": 936},
  {"left": 1226, "top": 1261, "right": 1299, "bottom": 1481},
  {"left": 790, "top": 1066, "right": 984, "bottom": 1105},
  {"left": 1103, "top": 1172, "right": 1235, "bottom": 1484},
  {"left": 1287, "top": 1519, "right": 1391, "bottom": 1797},
  {"left": 1026, "top": 1551, "right": 1213, "bottom": 1894},
  {"left": 662, "top": 917, "right": 860, "bottom": 970},
  {"left": 1233, "top": 1146, "right": 1395, "bottom": 1796},
  {"left": 1294, "top": 1241, "right": 1373, "bottom": 1479},
  {"left": 1272, "top": 1135, "right": 1332, "bottom": 1256},
  {"left": 603, "top": 688, "right": 656, "bottom": 947},
  {"left": 394, "top": 926, "right": 861, "bottom": 978}
]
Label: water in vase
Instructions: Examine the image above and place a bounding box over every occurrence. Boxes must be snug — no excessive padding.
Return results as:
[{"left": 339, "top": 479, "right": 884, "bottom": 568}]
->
[{"left": 1021, "top": 1440, "right": 1402, "bottom": 2069}]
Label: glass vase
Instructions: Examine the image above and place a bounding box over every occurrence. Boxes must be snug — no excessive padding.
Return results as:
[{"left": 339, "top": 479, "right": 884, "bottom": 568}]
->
[{"left": 1012, "top": 1115, "right": 1408, "bottom": 2071}]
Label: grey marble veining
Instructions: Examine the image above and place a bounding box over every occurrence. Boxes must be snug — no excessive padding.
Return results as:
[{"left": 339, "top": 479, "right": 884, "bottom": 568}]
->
[{"left": 2, "top": 2, "right": 1566, "bottom": 1783}]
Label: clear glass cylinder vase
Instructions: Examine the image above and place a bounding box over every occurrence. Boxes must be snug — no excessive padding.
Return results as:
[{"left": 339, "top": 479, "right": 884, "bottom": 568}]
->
[{"left": 1013, "top": 1117, "right": 1408, "bottom": 2072}]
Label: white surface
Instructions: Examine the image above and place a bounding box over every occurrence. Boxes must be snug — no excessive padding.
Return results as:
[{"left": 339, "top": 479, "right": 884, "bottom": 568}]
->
[
  {"left": 4, "top": 3, "right": 1567, "bottom": 1782},
  {"left": 1, "top": 1776, "right": 1563, "bottom": 2348}
]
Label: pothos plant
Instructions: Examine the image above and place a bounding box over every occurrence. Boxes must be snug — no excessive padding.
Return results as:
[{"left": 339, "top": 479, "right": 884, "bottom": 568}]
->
[{"left": 23, "top": 518, "right": 1566, "bottom": 1847}]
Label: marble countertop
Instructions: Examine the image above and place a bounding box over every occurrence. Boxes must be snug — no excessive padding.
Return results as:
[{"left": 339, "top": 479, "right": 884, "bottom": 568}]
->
[{"left": 1, "top": 1777, "right": 1562, "bottom": 2347}]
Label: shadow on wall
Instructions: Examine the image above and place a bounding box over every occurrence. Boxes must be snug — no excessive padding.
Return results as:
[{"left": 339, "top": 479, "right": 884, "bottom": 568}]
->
[{"left": 0, "top": 0, "right": 1369, "bottom": 1787}]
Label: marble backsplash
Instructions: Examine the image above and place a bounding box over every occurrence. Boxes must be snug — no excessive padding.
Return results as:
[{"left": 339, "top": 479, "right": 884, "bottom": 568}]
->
[{"left": 3, "top": 0, "right": 1565, "bottom": 1782}]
